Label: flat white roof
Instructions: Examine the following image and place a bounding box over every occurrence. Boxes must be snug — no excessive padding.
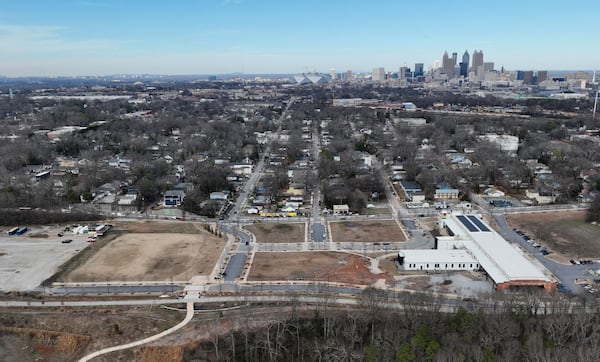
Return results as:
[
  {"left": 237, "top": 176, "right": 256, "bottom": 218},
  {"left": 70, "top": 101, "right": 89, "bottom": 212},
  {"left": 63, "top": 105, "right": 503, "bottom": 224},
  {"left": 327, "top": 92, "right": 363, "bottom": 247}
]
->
[
  {"left": 399, "top": 249, "right": 477, "bottom": 264},
  {"left": 443, "top": 213, "right": 551, "bottom": 284}
]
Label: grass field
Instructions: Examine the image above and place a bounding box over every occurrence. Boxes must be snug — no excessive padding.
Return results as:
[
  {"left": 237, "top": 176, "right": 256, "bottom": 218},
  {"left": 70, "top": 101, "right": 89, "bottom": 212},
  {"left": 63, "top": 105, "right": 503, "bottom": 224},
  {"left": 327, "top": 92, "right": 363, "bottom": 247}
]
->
[
  {"left": 248, "top": 251, "right": 390, "bottom": 285},
  {"left": 506, "top": 211, "right": 600, "bottom": 258},
  {"left": 329, "top": 220, "right": 406, "bottom": 243},
  {"left": 244, "top": 223, "right": 305, "bottom": 243}
]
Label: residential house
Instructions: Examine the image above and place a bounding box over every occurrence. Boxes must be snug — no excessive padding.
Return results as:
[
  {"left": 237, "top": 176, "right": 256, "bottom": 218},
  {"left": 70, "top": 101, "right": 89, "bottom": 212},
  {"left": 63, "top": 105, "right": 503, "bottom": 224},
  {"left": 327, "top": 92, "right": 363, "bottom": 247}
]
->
[{"left": 164, "top": 190, "right": 185, "bottom": 207}]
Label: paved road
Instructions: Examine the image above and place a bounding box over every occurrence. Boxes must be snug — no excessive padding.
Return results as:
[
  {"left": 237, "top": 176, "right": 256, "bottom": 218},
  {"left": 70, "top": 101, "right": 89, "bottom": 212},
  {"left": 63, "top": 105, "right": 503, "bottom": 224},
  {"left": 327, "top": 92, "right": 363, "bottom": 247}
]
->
[
  {"left": 46, "top": 284, "right": 184, "bottom": 296},
  {"left": 310, "top": 124, "right": 326, "bottom": 243},
  {"left": 220, "top": 224, "right": 252, "bottom": 281}
]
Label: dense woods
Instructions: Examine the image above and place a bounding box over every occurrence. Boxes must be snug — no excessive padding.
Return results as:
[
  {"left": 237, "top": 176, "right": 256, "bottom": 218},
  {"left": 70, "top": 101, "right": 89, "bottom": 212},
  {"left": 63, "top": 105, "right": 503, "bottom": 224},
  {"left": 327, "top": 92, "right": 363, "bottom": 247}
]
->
[{"left": 186, "top": 291, "right": 600, "bottom": 361}]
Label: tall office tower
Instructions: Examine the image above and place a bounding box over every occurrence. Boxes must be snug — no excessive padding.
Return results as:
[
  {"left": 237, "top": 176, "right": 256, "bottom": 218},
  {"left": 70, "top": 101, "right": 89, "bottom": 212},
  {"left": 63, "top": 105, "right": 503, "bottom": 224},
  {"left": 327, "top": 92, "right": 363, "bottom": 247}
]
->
[
  {"left": 414, "top": 63, "right": 424, "bottom": 77},
  {"left": 345, "top": 70, "right": 353, "bottom": 81},
  {"left": 442, "top": 51, "right": 454, "bottom": 77},
  {"left": 330, "top": 68, "right": 336, "bottom": 81},
  {"left": 433, "top": 60, "right": 441, "bottom": 70},
  {"left": 452, "top": 52, "right": 458, "bottom": 65},
  {"left": 471, "top": 50, "right": 484, "bottom": 75},
  {"left": 399, "top": 66, "right": 408, "bottom": 79},
  {"left": 520, "top": 70, "right": 534, "bottom": 84},
  {"left": 536, "top": 70, "right": 548, "bottom": 83},
  {"left": 372, "top": 67, "right": 386, "bottom": 82},
  {"left": 483, "top": 62, "right": 494, "bottom": 72},
  {"left": 459, "top": 50, "right": 470, "bottom": 77}
]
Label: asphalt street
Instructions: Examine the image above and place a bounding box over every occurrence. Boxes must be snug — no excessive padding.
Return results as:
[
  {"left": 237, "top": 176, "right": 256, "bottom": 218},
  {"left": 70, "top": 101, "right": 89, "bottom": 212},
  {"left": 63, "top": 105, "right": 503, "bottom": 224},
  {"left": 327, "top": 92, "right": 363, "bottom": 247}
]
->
[{"left": 220, "top": 224, "right": 252, "bottom": 281}]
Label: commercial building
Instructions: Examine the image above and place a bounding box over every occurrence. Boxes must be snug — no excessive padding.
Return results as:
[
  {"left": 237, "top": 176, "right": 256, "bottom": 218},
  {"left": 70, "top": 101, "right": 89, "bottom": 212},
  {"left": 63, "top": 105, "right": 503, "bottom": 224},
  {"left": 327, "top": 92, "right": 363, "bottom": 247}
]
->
[
  {"left": 372, "top": 67, "right": 386, "bottom": 82},
  {"left": 414, "top": 63, "right": 424, "bottom": 77},
  {"left": 399, "top": 213, "right": 555, "bottom": 292},
  {"left": 471, "top": 50, "right": 484, "bottom": 75},
  {"left": 399, "top": 249, "right": 478, "bottom": 271},
  {"left": 459, "top": 50, "right": 469, "bottom": 77},
  {"left": 441, "top": 213, "right": 555, "bottom": 292},
  {"left": 164, "top": 190, "right": 185, "bottom": 207},
  {"left": 442, "top": 51, "right": 454, "bottom": 78}
]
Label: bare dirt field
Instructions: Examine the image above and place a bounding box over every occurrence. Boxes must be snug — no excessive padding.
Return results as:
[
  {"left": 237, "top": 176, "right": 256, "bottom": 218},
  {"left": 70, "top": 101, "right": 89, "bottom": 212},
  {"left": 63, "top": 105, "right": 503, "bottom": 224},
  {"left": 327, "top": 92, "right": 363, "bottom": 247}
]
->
[
  {"left": 63, "top": 224, "right": 225, "bottom": 282},
  {"left": 248, "top": 251, "right": 391, "bottom": 285},
  {"left": 244, "top": 223, "right": 305, "bottom": 243},
  {"left": 506, "top": 211, "right": 600, "bottom": 258},
  {"left": 329, "top": 220, "right": 406, "bottom": 243}
]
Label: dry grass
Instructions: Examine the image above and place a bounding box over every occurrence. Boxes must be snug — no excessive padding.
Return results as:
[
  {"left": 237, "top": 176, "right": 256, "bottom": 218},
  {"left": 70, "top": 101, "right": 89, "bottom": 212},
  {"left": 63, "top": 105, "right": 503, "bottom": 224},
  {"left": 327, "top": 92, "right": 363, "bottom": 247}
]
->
[
  {"left": 329, "top": 220, "right": 406, "bottom": 243},
  {"left": 244, "top": 223, "right": 305, "bottom": 243},
  {"left": 506, "top": 211, "right": 600, "bottom": 258},
  {"left": 63, "top": 228, "right": 225, "bottom": 282},
  {"left": 378, "top": 256, "right": 401, "bottom": 276}
]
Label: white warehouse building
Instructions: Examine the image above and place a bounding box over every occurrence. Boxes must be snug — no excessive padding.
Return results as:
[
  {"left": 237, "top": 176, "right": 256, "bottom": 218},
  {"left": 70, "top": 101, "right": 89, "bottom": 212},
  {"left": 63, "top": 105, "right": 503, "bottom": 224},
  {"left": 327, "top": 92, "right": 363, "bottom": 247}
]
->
[
  {"left": 398, "top": 249, "right": 479, "bottom": 272},
  {"left": 398, "top": 212, "right": 556, "bottom": 293}
]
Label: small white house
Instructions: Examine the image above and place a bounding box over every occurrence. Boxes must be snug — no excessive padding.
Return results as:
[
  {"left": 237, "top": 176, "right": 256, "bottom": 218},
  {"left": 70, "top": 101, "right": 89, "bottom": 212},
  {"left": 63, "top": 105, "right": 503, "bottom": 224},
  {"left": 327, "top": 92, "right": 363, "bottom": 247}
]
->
[
  {"left": 210, "top": 192, "right": 228, "bottom": 201},
  {"left": 333, "top": 204, "right": 350, "bottom": 215}
]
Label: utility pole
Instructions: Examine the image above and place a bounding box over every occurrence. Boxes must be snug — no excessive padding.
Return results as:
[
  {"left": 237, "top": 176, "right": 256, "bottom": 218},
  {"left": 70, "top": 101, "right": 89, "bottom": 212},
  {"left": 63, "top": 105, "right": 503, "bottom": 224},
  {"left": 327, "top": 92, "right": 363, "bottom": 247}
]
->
[{"left": 593, "top": 90, "right": 599, "bottom": 121}]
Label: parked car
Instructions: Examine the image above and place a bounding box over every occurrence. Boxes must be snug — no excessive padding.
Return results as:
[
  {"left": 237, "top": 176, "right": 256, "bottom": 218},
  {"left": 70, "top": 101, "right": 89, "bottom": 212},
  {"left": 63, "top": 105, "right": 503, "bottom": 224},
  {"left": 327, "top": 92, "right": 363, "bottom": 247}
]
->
[{"left": 61, "top": 239, "right": 72, "bottom": 244}]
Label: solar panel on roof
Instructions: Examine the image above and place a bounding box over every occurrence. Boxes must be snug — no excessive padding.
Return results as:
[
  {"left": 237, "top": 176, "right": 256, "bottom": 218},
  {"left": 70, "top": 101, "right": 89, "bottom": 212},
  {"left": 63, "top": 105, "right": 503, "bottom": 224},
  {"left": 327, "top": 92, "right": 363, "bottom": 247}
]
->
[
  {"left": 468, "top": 215, "right": 490, "bottom": 232},
  {"left": 456, "top": 215, "right": 479, "bottom": 232}
]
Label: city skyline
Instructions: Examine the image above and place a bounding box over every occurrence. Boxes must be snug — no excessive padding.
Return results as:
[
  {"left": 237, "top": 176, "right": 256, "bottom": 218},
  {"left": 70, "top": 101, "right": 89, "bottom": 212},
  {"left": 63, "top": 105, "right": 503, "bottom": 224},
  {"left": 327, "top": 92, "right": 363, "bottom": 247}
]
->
[{"left": 0, "top": 0, "right": 598, "bottom": 77}]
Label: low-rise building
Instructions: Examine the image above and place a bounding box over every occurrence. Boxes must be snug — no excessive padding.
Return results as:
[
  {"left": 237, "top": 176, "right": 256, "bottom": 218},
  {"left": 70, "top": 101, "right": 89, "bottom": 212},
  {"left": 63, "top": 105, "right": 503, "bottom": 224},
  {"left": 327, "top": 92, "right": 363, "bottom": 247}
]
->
[
  {"left": 164, "top": 190, "right": 185, "bottom": 207},
  {"left": 399, "top": 249, "right": 478, "bottom": 271},
  {"left": 435, "top": 188, "right": 460, "bottom": 199},
  {"left": 333, "top": 204, "right": 350, "bottom": 215},
  {"left": 210, "top": 192, "right": 228, "bottom": 201}
]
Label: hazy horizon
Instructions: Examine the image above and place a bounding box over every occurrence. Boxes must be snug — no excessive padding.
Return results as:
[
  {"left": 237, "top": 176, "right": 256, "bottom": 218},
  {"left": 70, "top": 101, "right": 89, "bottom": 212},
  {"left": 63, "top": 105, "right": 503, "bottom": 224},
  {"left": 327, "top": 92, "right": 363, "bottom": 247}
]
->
[{"left": 1, "top": 0, "right": 598, "bottom": 77}]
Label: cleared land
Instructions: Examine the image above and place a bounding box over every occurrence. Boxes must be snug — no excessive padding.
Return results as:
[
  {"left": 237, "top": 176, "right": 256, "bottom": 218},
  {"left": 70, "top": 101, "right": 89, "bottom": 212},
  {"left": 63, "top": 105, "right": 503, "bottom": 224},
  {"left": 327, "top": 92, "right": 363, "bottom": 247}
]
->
[
  {"left": 248, "top": 251, "right": 391, "bottom": 285},
  {"left": 329, "top": 220, "right": 406, "bottom": 243},
  {"left": 64, "top": 222, "right": 225, "bottom": 283},
  {"left": 506, "top": 211, "right": 600, "bottom": 258},
  {"left": 244, "top": 223, "right": 305, "bottom": 243}
]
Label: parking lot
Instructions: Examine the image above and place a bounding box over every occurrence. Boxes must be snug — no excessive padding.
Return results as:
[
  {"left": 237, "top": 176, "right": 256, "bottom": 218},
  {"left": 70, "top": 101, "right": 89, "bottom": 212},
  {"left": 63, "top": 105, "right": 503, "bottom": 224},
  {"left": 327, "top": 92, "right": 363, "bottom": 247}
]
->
[{"left": 0, "top": 226, "right": 88, "bottom": 291}]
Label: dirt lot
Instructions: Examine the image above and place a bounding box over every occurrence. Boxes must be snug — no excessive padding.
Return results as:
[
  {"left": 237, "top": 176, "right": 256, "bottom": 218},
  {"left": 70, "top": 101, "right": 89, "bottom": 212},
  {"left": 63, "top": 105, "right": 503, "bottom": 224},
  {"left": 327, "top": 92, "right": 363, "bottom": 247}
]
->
[
  {"left": 244, "top": 223, "right": 305, "bottom": 243},
  {"left": 248, "top": 251, "right": 391, "bottom": 285},
  {"left": 63, "top": 223, "right": 225, "bottom": 282},
  {"left": 329, "top": 220, "right": 406, "bottom": 243},
  {"left": 506, "top": 211, "right": 600, "bottom": 258}
]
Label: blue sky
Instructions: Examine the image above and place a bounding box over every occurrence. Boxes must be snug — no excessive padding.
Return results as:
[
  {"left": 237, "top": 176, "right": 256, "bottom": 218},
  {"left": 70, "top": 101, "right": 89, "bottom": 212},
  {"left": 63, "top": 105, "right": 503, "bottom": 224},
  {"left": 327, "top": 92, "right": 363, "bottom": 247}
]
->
[{"left": 0, "top": 0, "right": 598, "bottom": 76}]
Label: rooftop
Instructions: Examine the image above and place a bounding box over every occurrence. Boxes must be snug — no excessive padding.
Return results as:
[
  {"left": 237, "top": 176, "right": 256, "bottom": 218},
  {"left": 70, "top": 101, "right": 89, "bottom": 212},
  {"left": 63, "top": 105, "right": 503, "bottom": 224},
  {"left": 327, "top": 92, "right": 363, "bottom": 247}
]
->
[{"left": 442, "top": 213, "right": 551, "bottom": 284}]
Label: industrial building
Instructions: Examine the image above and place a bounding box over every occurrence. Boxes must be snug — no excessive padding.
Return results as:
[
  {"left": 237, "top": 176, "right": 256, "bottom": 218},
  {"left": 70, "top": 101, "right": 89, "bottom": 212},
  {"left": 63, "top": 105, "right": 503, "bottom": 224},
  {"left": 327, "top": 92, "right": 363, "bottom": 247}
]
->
[
  {"left": 398, "top": 249, "right": 479, "bottom": 271},
  {"left": 399, "top": 212, "right": 555, "bottom": 292}
]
